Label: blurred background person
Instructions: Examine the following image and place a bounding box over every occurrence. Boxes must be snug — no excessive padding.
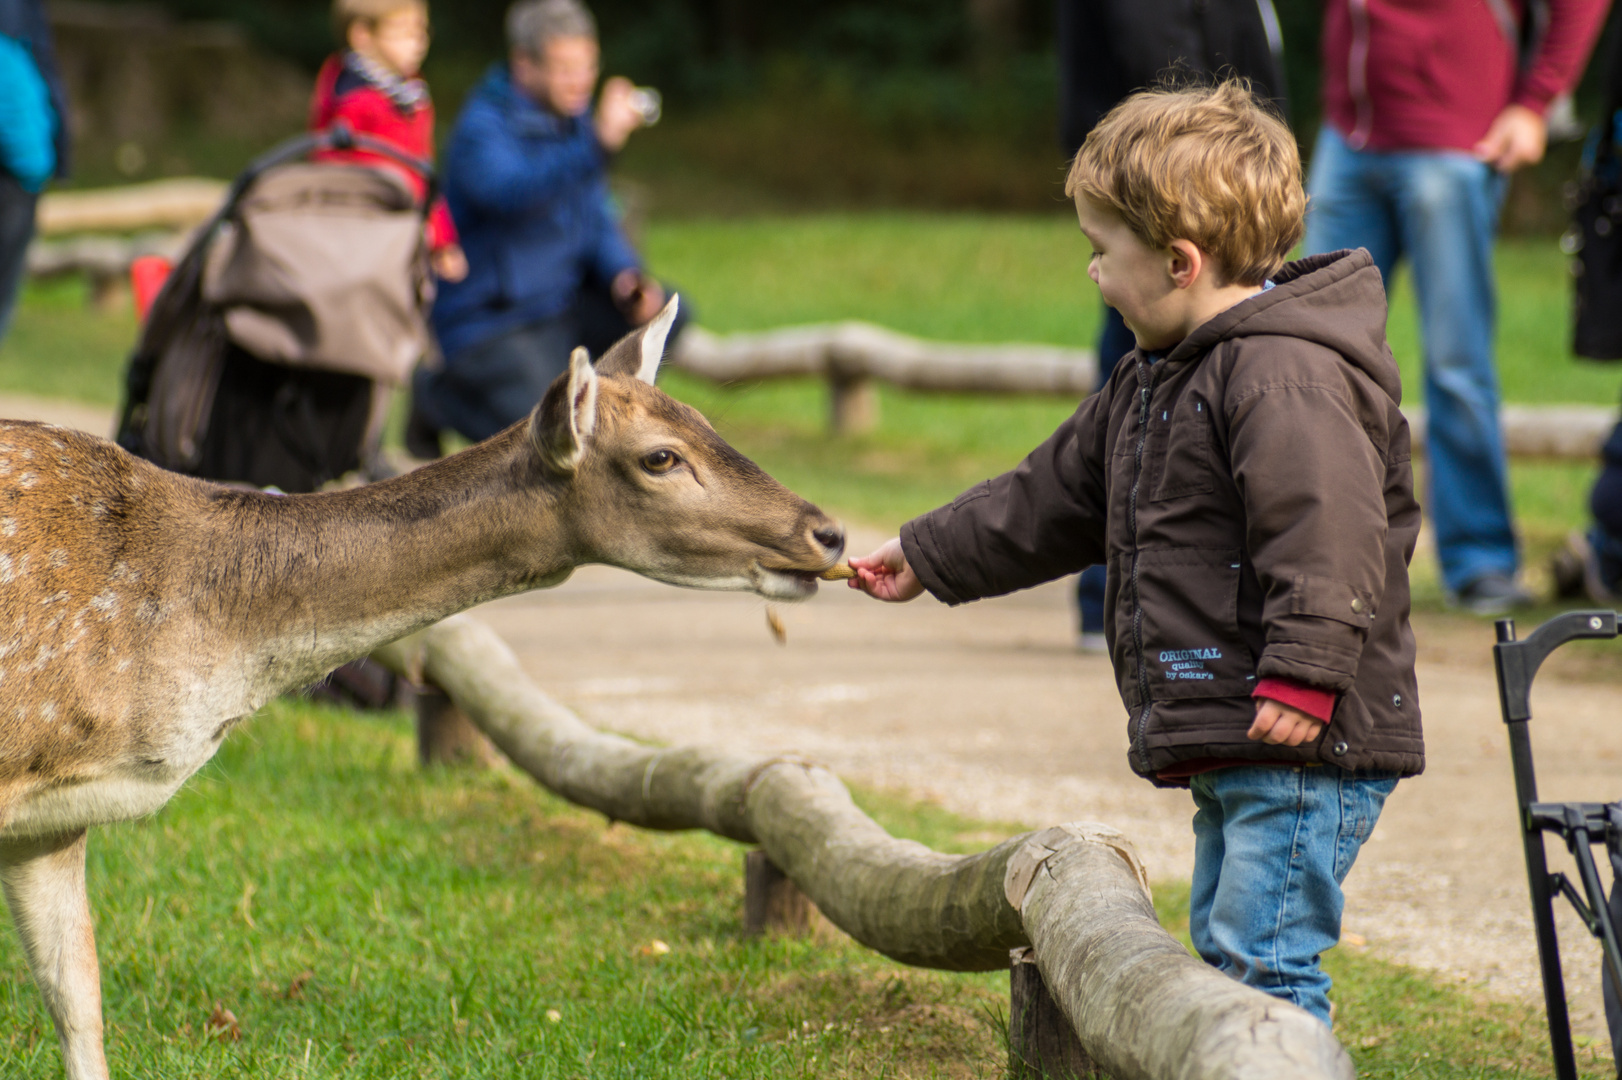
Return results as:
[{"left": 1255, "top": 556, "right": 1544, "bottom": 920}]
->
[
  {"left": 410, "top": 0, "right": 675, "bottom": 457},
  {"left": 0, "top": 0, "right": 67, "bottom": 345},
  {"left": 1056, "top": 0, "right": 1286, "bottom": 651},
  {"left": 310, "top": 0, "right": 468, "bottom": 284},
  {"left": 1304, "top": 0, "right": 1609, "bottom": 615}
]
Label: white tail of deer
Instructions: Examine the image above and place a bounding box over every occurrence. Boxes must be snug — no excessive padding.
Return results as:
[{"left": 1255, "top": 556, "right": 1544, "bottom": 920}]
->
[{"left": 0, "top": 297, "right": 845, "bottom": 1079}]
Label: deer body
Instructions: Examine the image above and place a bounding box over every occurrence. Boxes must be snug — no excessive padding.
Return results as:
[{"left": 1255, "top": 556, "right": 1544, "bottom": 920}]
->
[{"left": 0, "top": 301, "right": 844, "bottom": 1078}]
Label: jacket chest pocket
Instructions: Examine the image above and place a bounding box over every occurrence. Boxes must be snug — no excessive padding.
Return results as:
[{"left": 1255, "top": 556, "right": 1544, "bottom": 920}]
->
[{"left": 1146, "top": 396, "right": 1214, "bottom": 502}]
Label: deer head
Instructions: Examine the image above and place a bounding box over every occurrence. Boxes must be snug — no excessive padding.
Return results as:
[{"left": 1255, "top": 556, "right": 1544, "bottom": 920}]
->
[{"left": 530, "top": 297, "right": 844, "bottom": 600}]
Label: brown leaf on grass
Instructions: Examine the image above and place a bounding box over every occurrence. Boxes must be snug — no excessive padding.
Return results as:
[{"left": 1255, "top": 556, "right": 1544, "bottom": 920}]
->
[
  {"left": 766, "top": 606, "right": 787, "bottom": 645},
  {"left": 206, "top": 1003, "right": 242, "bottom": 1042},
  {"left": 638, "top": 939, "right": 672, "bottom": 958},
  {"left": 285, "top": 970, "right": 315, "bottom": 1000}
]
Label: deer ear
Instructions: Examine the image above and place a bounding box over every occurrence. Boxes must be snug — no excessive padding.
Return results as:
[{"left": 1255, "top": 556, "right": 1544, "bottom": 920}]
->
[
  {"left": 633, "top": 293, "right": 680, "bottom": 385},
  {"left": 592, "top": 293, "right": 681, "bottom": 382},
  {"left": 533, "top": 347, "right": 598, "bottom": 474}
]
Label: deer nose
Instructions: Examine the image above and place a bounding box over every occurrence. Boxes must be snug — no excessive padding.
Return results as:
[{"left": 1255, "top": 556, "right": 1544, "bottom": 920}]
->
[{"left": 811, "top": 524, "right": 844, "bottom": 554}]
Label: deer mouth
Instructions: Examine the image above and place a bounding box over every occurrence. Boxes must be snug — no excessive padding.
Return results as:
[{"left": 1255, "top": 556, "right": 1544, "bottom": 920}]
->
[{"left": 753, "top": 564, "right": 822, "bottom": 601}]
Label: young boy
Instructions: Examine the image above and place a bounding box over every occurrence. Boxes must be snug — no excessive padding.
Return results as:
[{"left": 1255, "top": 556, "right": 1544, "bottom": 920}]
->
[
  {"left": 310, "top": 0, "right": 466, "bottom": 282},
  {"left": 849, "top": 82, "right": 1423, "bottom": 1026}
]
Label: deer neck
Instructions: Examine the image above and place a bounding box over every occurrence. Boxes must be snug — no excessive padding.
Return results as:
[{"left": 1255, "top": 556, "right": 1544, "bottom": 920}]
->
[{"left": 198, "top": 430, "right": 575, "bottom": 694}]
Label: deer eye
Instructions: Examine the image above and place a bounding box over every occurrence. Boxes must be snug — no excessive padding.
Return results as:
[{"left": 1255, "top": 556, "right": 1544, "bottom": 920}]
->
[{"left": 640, "top": 449, "right": 680, "bottom": 474}]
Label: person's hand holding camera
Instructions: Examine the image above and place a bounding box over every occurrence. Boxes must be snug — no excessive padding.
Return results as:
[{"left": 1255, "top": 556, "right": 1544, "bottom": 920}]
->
[
  {"left": 611, "top": 268, "right": 665, "bottom": 325},
  {"left": 595, "top": 76, "right": 644, "bottom": 153}
]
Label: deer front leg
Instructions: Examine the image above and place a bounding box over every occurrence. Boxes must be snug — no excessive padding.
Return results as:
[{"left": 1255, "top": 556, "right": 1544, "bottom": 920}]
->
[{"left": 0, "top": 830, "right": 109, "bottom": 1080}]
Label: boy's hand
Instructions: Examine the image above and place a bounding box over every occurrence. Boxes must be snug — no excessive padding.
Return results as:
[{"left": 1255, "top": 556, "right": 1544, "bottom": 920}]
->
[
  {"left": 1248, "top": 698, "right": 1324, "bottom": 747},
  {"left": 847, "top": 538, "right": 924, "bottom": 602}
]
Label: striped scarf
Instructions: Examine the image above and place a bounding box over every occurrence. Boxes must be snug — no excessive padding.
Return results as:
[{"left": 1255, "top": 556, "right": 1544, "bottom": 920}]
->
[{"left": 343, "top": 50, "right": 429, "bottom": 112}]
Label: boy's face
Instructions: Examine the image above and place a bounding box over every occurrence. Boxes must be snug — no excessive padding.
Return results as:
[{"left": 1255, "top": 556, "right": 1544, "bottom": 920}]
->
[
  {"left": 1076, "top": 198, "right": 1187, "bottom": 352},
  {"left": 512, "top": 35, "right": 600, "bottom": 117},
  {"left": 349, "top": 7, "right": 429, "bottom": 78}
]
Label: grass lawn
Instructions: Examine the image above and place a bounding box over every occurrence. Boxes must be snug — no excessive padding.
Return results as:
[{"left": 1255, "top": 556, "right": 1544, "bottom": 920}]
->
[{"left": 0, "top": 699, "right": 1609, "bottom": 1079}]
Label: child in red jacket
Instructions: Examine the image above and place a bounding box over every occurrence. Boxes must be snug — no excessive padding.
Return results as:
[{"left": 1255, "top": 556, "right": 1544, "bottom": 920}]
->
[{"left": 310, "top": 0, "right": 466, "bottom": 281}]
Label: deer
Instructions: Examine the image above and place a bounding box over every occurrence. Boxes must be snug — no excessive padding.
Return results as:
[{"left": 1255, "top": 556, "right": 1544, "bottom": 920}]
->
[{"left": 0, "top": 298, "right": 844, "bottom": 1079}]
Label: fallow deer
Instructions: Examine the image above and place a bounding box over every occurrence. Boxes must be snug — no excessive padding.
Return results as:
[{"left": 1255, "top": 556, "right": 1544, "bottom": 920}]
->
[{"left": 0, "top": 299, "right": 844, "bottom": 1079}]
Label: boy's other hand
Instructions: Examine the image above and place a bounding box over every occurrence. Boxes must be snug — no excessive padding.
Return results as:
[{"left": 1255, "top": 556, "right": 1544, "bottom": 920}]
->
[
  {"left": 847, "top": 538, "right": 924, "bottom": 602},
  {"left": 432, "top": 244, "right": 469, "bottom": 282},
  {"left": 1248, "top": 698, "right": 1324, "bottom": 747}
]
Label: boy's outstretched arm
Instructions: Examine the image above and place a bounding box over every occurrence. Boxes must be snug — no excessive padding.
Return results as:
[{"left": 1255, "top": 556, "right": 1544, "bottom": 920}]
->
[{"left": 847, "top": 538, "right": 925, "bottom": 602}]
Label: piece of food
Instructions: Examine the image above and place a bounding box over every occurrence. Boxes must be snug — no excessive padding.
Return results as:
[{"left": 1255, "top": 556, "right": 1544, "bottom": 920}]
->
[
  {"left": 766, "top": 606, "right": 787, "bottom": 644},
  {"left": 818, "top": 563, "right": 857, "bottom": 581}
]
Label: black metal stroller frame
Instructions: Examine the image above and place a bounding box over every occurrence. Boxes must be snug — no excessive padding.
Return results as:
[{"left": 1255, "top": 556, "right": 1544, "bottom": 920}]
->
[{"left": 1492, "top": 609, "right": 1622, "bottom": 1080}]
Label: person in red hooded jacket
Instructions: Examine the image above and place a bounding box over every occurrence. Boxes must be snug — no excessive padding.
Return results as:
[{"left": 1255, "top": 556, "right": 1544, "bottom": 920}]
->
[{"left": 309, "top": 0, "right": 466, "bottom": 283}]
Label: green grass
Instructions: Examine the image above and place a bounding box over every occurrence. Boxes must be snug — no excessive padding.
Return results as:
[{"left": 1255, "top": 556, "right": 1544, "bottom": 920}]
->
[
  {"left": 0, "top": 701, "right": 1014, "bottom": 1079},
  {"left": 0, "top": 700, "right": 1609, "bottom": 1078}
]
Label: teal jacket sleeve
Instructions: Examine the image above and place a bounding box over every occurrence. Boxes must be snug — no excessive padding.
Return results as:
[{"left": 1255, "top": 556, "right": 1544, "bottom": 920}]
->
[{"left": 0, "top": 33, "right": 56, "bottom": 191}]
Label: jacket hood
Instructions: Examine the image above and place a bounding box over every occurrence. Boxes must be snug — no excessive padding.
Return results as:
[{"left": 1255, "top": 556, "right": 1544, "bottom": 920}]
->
[{"left": 1165, "top": 248, "right": 1403, "bottom": 405}]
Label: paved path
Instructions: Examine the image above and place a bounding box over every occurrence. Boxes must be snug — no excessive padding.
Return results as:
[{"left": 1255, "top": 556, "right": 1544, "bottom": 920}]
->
[{"left": 9, "top": 393, "right": 1620, "bottom": 1040}]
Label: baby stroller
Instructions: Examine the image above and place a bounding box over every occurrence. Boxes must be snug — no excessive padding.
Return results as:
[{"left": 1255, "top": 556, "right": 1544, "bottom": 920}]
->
[{"left": 116, "top": 124, "right": 435, "bottom": 493}]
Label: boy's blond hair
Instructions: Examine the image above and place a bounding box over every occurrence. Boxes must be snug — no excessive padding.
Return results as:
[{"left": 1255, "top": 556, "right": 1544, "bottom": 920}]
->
[
  {"left": 1065, "top": 81, "right": 1305, "bottom": 286},
  {"left": 333, "top": 0, "right": 426, "bottom": 39}
]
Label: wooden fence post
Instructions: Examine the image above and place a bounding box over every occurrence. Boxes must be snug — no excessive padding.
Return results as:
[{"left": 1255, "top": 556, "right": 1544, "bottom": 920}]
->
[
  {"left": 416, "top": 681, "right": 496, "bottom": 767},
  {"left": 743, "top": 849, "right": 816, "bottom": 937},
  {"left": 828, "top": 371, "right": 879, "bottom": 435},
  {"left": 1009, "top": 946, "right": 1098, "bottom": 1079}
]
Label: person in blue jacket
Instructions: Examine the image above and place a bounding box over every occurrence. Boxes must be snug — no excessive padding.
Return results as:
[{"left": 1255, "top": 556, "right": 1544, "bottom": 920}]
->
[
  {"left": 412, "top": 0, "right": 672, "bottom": 453},
  {"left": 0, "top": 0, "right": 68, "bottom": 344}
]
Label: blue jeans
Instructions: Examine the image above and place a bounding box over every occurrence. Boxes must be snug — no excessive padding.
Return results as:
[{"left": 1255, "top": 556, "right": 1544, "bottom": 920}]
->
[
  {"left": 1075, "top": 304, "right": 1137, "bottom": 633},
  {"left": 1189, "top": 765, "right": 1398, "bottom": 1026},
  {"left": 1305, "top": 126, "right": 1516, "bottom": 594}
]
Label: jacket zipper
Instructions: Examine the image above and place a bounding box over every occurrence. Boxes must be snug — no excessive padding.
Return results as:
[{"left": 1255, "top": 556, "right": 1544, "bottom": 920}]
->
[{"left": 1128, "top": 356, "right": 1156, "bottom": 775}]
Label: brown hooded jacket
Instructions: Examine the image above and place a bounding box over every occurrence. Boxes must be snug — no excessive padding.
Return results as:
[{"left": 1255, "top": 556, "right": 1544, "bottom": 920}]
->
[{"left": 901, "top": 249, "right": 1423, "bottom": 783}]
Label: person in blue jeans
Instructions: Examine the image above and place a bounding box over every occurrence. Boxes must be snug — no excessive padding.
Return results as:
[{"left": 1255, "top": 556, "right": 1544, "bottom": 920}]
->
[
  {"left": 0, "top": 0, "right": 68, "bottom": 345},
  {"left": 1308, "top": 0, "right": 1609, "bottom": 614}
]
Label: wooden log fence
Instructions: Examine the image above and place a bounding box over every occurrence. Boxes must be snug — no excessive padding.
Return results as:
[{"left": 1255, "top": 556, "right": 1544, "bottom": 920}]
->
[
  {"left": 371, "top": 613, "right": 1353, "bottom": 1080},
  {"left": 673, "top": 321, "right": 1618, "bottom": 459}
]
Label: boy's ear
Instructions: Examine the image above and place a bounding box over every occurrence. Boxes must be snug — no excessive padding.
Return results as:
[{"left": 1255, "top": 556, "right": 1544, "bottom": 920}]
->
[{"left": 1167, "top": 240, "right": 1206, "bottom": 291}]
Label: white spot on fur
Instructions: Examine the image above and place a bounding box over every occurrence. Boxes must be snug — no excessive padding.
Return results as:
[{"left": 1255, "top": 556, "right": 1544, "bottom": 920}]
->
[
  {"left": 40, "top": 701, "right": 58, "bottom": 722},
  {"left": 48, "top": 549, "right": 68, "bottom": 569},
  {"left": 0, "top": 554, "right": 12, "bottom": 583},
  {"left": 0, "top": 518, "right": 11, "bottom": 537},
  {"left": 41, "top": 591, "right": 68, "bottom": 606},
  {"left": 18, "top": 472, "right": 37, "bottom": 488},
  {"left": 90, "top": 590, "right": 119, "bottom": 617}
]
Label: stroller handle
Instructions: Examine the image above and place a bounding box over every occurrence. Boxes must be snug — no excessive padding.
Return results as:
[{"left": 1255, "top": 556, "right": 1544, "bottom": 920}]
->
[{"left": 212, "top": 122, "right": 439, "bottom": 231}]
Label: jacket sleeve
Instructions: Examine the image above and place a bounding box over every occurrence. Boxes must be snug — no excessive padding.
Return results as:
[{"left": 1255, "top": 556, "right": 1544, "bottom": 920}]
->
[
  {"left": 901, "top": 389, "right": 1110, "bottom": 606},
  {"left": 1226, "top": 349, "right": 1389, "bottom": 693},
  {"left": 586, "top": 178, "right": 640, "bottom": 285},
  {"left": 0, "top": 35, "right": 55, "bottom": 191},
  {"left": 447, "top": 104, "right": 604, "bottom": 218}
]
